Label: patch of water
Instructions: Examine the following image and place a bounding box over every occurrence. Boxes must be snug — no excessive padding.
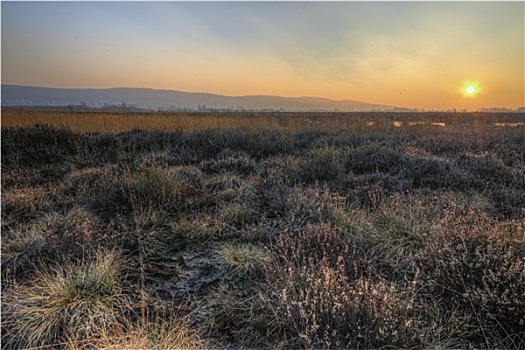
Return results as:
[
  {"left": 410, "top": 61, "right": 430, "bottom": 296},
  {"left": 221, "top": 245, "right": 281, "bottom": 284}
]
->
[
  {"left": 408, "top": 121, "right": 446, "bottom": 127},
  {"left": 494, "top": 122, "right": 525, "bottom": 127}
]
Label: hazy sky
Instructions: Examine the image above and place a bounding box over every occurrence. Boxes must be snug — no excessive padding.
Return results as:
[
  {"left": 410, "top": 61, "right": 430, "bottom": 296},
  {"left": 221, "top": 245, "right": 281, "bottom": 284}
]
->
[{"left": 2, "top": 1, "right": 524, "bottom": 110}]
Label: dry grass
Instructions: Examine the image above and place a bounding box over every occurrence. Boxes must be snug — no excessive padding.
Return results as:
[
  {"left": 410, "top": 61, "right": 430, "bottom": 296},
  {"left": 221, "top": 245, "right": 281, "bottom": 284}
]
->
[
  {"left": 216, "top": 243, "right": 271, "bottom": 280},
  {"left": 2, "top": 249, "right": 128, "bottom": 349}
]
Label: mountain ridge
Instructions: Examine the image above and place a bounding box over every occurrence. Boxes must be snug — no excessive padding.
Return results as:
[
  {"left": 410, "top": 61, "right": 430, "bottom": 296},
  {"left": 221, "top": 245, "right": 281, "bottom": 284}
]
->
[{"left": 1, "top": 84, "right": 396, "bottom": 111}]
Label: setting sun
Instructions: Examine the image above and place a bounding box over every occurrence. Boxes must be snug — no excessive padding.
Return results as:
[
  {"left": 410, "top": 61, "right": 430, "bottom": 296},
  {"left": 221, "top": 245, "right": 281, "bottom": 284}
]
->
[{"left": 461, "top": 82, "right": 480, "bottom": 98}]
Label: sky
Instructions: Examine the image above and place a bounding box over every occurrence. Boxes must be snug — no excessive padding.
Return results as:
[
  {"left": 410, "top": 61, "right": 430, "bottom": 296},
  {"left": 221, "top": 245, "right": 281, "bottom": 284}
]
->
[{"left": 1, "top": 1, "right": 524, "bottom": 110}]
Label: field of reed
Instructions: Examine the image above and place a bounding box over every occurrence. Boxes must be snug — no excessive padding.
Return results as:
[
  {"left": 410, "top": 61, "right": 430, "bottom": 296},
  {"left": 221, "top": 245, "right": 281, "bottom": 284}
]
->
[{"left": 2, "top": 110, "right": 524, "bottom": 349}]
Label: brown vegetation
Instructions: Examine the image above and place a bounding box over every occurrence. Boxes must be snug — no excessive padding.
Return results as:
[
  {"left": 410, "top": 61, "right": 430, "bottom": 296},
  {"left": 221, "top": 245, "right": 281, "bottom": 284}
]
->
[{"left": 2, "top": 110, "right": 524, "bottom": 348}]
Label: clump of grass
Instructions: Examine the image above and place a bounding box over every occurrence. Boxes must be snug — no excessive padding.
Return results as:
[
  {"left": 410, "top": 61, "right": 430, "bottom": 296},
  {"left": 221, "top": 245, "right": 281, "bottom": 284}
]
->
[
  {"left": 293, "top": 146, "right": 345, "bottom": 184},
  {"left": 171, "top": 165, "right": 211, "bottom": 208},
  {"left": 170, "top": 216, "right": 230, "bottom": 242},
  {"left": 1, "top": 229, "right": 51, "bottom": 279},
  {"left": 218, "top": 201, "right": 256, "bottom": 227},
  {"left": 2, "top": 206, "right": 102, "bottom": 278},
  {"left": 114, "top": 166, "right": 183, "bottom": 211},
  {"left": 1, "top": 186, "right": 49, "bottom": 223},
  {"left": 216, "top": 243, "right": 271, "bottom": 280},
  {"left": 369, "top": 192, "right": 445, "bottom": 265},
  {"left": 2, "top": 249, "right": 129, "bottom": 349},
  {"left": 63, "top": 165, "right": 119, "bottom": 202},
  {"left": 95, "top": 310, "right": 210, "bottom": 350}
]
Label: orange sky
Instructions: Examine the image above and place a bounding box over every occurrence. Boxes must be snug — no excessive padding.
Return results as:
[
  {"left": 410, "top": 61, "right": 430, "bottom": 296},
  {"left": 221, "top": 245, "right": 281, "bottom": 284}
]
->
[{"left": 2, "top": 2, "right": 524, "bottom": 110}]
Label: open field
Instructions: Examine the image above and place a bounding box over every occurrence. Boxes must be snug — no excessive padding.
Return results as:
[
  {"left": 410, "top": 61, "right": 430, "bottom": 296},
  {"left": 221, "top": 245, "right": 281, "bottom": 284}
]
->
[{"left": 2, "top": 110, "right": 525, "bottom": 349}]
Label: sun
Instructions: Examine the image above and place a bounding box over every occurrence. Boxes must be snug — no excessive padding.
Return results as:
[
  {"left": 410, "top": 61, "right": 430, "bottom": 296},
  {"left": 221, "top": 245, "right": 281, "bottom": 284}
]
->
[{"left": 461, "top": 81, "right": 480, "bottom": 97}]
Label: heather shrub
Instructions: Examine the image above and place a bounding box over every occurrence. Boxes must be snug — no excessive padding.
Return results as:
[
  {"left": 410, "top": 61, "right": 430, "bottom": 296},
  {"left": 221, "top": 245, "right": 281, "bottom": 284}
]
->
[
  {"left": 1, "top": 125, "right": 80, "bottom": 167},
  {"left": 419, "top": 213, "right": 525, "bottom": 340},
  {"left": 200, "top": 149, "right": 256, "bottom": 175},
  {"left": 209, "top": 287, "right": 283, "bottom": 347},
  {"left": 272, "top": 224, "right": 420, "bottom": 348},
  {"left": 399, "top": 153, "right": 458, "bottom": 189},
  {"left": 285, "top": 185, "right": 347, "bottom": 229},
  {"left": 346, "top": 144, "right": 402, "bottom": 174},
  {"left": 457, "top": 151, "right": 519, "bottom": 186},
  {"left": 2, "top": 249, "right": 129, "bottom": 349},
  {"left": 255, "top": 175, "right": 290, "bottom": 218},
  {"left": 344, "top": 173, "right": 404, "bottom": 209},
  {"left": 223, "top": 129, "right": 294, "bottom": 158},
  {"left": 491, "top": 184, "right": 525, "bottom": 219}
]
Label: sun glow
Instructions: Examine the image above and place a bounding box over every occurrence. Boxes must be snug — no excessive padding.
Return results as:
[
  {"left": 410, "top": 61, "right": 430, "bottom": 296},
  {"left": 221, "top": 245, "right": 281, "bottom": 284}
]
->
[{"left": 461, "top": 81, "right": 480, "bottom": 98}]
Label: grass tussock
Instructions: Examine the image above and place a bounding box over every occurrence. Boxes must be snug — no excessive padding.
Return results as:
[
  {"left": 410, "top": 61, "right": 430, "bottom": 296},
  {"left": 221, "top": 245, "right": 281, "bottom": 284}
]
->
[
  {"left": 94, "top": 310, "right": 210, "bottom": 350},
  {"left": 2, "top": 111, "right": 524, "bottom": 348},
  {"left": 114, "top": 166, "right": 183, "bottom": 212},
  {"left": 2, "top": 206, "right": 103, "bottom": 279},
  {"left": 217, "top": 243, "right": 271, "bottom": 280},
  {"left": 2, "top": 249, "right": 128, "bottom": 349}
]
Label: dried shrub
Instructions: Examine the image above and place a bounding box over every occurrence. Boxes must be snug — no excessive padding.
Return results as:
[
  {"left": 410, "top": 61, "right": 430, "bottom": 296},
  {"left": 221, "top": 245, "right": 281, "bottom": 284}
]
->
[
  {"left": 256, "top": 175, "right": 290, "bottom": 218},
  {"left": 200, "top": 149, "right": 256, "bottom": 175},
  {"left": 272, "top": 224, "right": 420, "bottom": 348},
  {"left": 209, "top": 287, "right": 284, "bottom": 348},
  {"left": 419, "top": 213, "right": 525, "bottom": 340},
  {"left": 346, "top": 144, "right": 402, "bottom": 174},
  {"left": 399, "top": 153, "right": 457, "bottom": 189},
  {"left": 285, "top": 185, "right": 347, "bottom": 229}
]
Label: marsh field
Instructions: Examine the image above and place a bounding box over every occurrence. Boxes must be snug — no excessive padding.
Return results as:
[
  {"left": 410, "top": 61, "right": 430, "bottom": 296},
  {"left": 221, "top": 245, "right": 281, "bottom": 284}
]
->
[{"left": 2, "top": 109, "right": 525, "bottom": 349}]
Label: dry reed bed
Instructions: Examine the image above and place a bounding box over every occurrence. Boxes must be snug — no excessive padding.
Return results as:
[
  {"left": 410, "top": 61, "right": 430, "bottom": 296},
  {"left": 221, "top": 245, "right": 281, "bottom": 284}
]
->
[{"left": 3, "top": 108, "right": 523, "bottom": 134}]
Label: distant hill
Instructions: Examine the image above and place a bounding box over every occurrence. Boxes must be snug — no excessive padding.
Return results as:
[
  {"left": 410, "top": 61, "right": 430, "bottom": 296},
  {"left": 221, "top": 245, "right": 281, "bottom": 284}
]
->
[{"left": 1, "top": 85, "right": 395, "bottom": 112}]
